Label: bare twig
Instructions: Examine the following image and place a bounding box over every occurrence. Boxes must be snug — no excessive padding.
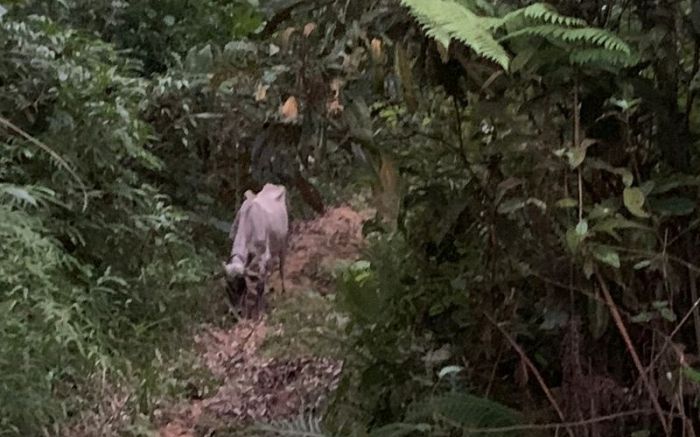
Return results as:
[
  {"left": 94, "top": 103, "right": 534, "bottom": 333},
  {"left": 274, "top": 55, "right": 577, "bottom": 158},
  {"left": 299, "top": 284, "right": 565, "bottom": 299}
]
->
[
  {"left": 451, "top": 409, "right": 656, "bottom": 434},
  {"left": 483, "top": 312, "right": 575, "bottom": 437},
  {"left": 629, "top": 297, "right": 700, "bottom": 397},
  {"left": 0, "top": 115, "right": 88, "bottom": 211},
  {"left": 573, "top": 80, "right": 583, "bottom": 222},
  {"left": 687, "top": 237, "right": 700, "bottom": 360},
  {"left": 97, "top": 393, "right": 131, "bottom": 435},
  {"left": 594, "top": 270, "right": 670, "bottom": 435}
]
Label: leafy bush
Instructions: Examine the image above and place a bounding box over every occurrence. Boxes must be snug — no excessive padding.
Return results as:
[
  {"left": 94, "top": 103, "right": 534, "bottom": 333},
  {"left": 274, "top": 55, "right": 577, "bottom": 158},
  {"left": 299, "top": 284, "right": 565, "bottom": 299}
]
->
[{"left": 0, "top": 14, "right": 215, "bottom": 434}]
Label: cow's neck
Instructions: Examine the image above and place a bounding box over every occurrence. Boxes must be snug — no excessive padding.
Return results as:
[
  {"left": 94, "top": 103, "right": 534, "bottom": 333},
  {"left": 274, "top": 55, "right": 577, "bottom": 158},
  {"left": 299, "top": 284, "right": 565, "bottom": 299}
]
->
[{"left": 229, "top": 251, "right": 246, "bottom": 264}]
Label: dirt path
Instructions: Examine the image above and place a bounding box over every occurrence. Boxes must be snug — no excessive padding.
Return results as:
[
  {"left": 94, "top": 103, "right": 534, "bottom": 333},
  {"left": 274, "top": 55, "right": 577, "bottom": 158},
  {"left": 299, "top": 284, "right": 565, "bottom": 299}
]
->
[{"left": 158, "top": 206, "right": 372, "bottom": 437}]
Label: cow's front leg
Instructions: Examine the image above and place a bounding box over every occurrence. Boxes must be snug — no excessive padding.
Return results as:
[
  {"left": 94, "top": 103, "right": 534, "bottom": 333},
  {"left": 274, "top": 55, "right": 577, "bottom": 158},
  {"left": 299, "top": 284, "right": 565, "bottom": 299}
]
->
[
  {"left": 255, "top": 247, "right": 272, "bottom": 317},
  {"left": 279, "top": 242, "right": 287, "bottom": 294}
]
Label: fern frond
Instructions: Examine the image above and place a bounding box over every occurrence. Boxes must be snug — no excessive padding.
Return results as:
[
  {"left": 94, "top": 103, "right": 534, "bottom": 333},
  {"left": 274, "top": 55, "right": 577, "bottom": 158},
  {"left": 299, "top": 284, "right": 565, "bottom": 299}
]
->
[
  {"left": 501, "top": 25, "right": 631, "bottom": 55},
  {"left": 454, "top": 0, "right": 495, "bottom": 16},
  {"left": 400, "top": 0, "right": 510, "bottom": 69},
  {"left": 369, "top": 422, "right": 432, "bottom": 437},
  {"left": 406, "top": 392, "right": 521, "bottom": 432},
  {"left": 494, "top": 3, "right": 587, "bottom": 29},
  {"left": 569, "top": 48, "right": 639, "bottom": 68}
]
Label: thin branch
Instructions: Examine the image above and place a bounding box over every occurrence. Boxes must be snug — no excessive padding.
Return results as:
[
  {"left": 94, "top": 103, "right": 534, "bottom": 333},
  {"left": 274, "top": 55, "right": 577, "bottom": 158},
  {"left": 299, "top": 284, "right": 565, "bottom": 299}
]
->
[
  {"left": 573, "top": 78, "right": 583, "bottom": 222},
  {"left": 595, "top": 270, "right": 670, "bottom": 435},
  {"left": 0, "top": 116, "right": 88, "bottom": 211},
  {"left": 483, "top": 312, "right": 575, "bottom": 437},
  {"left": 454, "top": 409, "right": 655, "bottom": 434}
]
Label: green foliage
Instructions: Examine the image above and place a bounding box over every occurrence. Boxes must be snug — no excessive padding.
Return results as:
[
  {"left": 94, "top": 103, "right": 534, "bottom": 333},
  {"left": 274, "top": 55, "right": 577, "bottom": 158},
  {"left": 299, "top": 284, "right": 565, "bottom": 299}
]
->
[
  {"left": 400, "top": 0, "right": 635, "bottom": 71},
  {"left": 0, "top": 12, "right": 216, "bottom": 434},
  {"left": 3, "top": 0, "right": 700, "bottom": 435},
  {"left": 406, "top": 392, "right": 521, "bottom": 435},
  {"left": 400, "top": 0, "right": 509, "bottom": 68},
  {"left": 10, "top": 0, "right": 263, "bottom": 73},
  {"left": 262, "top": 290, "right": 346, "bottom": 360}
]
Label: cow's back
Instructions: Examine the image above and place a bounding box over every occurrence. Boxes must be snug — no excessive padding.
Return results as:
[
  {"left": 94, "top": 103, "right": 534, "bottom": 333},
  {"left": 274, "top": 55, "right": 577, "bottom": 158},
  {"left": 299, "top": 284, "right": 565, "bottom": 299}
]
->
[{"left": 253, "top": 184, "right": 288, "bottom": 251}]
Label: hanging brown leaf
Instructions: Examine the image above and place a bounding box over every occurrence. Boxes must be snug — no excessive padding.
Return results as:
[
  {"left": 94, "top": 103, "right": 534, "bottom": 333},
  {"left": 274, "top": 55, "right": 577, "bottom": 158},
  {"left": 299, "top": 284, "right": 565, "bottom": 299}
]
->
[
  {"left": 327, "top": 78, "right": 344, "bottom": 116},
  {"left": 303, "top": 22, "right": 316, "bottom": 37},
  {"left": 395, "top": 43, "right": 418, "bottom": 112},
  {"left": 280, "top": 96, "right": 299, "bottom": 122},
  {"left": 435, "top": 41, "right": 449, "bottom": 63},
  {"left": 370, "top": 38, "right": 383, "bottom": 64},
  {"left": 514, "top": 356, "right": 529, "bottom": 387},
  {"left": 280, "top": 27, "right": 297, "bottom": 48},
  {"left": 254, "top": 83, "right": 269, "bottom": 102},
  {"left": 375, "top": 153, "right": 401, "bottom": 231}
]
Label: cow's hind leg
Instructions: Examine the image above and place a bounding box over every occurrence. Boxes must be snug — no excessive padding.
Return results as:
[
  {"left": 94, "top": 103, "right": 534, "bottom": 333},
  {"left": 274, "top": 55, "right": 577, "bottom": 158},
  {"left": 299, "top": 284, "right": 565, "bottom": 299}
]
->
[
  {"left": 254, "top": 280, "right": 266, "bottom": 319},
  {"left": 279, "top": 245, "right": 287, "bottom": 294},
  {"left": 255, "top": 246, "right": 272, "bottom": 318}
]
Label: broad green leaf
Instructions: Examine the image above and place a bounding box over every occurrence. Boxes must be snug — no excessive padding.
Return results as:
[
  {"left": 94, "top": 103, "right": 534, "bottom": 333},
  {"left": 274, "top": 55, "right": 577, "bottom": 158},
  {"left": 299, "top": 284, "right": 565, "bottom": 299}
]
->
[
  {"left": 438, "top": 365, "right": 464, "bottom": 379},
  {"left": 588, "top": 201, "right": 619, "bottom": 219},
  {"left": 566, "top": 228, "right": 582, "bottom": 253},
  {"left": 587, "top": 159, "right": 634, "bottom": 186},
  {"left": 575, "top": 219, "right": 588, "bottom": 236},
  {"left": 591, "top": 245, "right": 620, "bottom": 268},
  {"left": 631, "top": 311, "right": 654, "bottom": 323},
  {"left": 495, "top": 178, "right": 523, "bottom": 203},
  {"left": 649, "top": 196, "right": 696, "bottom": 216},
  {"left": 640, "top": 180, "right": 655, "bottom": 196},
  {"left": 497, "top": 197, "right": 526, "bottom": 214},
  {"left": 526, "top": 197, "right": 546, "bottom": 211},
  {"left": 653, "top": 175, "right": 700, "bottom": 194},
  {"left": 423, "top": 345, "right": 451, "bottom": 364},
  {"left": 568, "top": 146, "right": 587, "bottom": 168},
  {"left": 633, "top": 260, "right": 651, "bottom": 270},
  {"left": 623, "top": 187, "right": 650, "bottom": 218},
  {"left": 683, "top": 366, "right": 700, "bottom": 384},
  {"left": 592, "top": 216, "right": 649, "bottom": 240},
  {"left": 659, "top": 307, "right": 676, "bottom": 322},
  {"left": 555, "top": 197, "right": 577, "bottom": 208},
  {"left": 651, "top": 300, "right": 669, "bottom": 310},
  {"left": 540, "top": 309, "right": 568, "bottom": 330},
  {"left": 1, "top": 186, "right": 38, "bottom": 206}
]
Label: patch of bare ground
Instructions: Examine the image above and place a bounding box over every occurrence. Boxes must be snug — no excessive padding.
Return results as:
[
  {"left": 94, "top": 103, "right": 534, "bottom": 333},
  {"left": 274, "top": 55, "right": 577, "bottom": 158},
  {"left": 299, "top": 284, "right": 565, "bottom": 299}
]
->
[{"left": 158, "top": 204, "right": 372, "bottom": 436}]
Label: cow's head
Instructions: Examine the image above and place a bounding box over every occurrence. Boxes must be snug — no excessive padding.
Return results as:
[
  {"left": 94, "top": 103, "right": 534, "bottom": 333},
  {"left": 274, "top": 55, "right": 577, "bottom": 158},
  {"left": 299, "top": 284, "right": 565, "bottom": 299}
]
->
[{"left": 223, "top": 257, "right": 246, "bottom": 277}]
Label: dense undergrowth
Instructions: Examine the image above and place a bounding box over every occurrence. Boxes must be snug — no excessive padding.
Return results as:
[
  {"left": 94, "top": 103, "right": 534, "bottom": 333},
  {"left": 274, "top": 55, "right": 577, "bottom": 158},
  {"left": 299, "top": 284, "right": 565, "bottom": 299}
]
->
[{"left": 4, "top": 0, "right": 700, "bottom": 436}]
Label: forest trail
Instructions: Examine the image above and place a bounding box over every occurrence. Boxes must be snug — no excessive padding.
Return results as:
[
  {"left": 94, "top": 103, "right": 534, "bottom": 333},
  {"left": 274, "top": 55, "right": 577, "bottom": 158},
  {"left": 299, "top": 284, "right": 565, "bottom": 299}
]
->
[{"left": 158, "top": 205, "right": 373, "bottom": 437}]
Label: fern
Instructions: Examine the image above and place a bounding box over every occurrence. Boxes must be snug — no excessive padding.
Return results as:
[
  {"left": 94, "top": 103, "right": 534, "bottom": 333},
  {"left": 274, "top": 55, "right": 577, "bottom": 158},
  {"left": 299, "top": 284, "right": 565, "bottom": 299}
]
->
[
  {"left": 400, "top": 0, "right": 634, "bottom": 73},
  {"left": 494, "top": 3, "right": 587, "bottom": 29},
  {"left": 369, "top": 422, "right": 432, "bottom": 437},
  {"left": 400, "top": 0, "right": 510, "bottom": 69},
  {"left": 569, "top": 48, "right": 640, "bottom": 68},
  {"left": 501, "top": 25, "right": 631, "bottom": 55},
  {"left": 406, "top": 392, "right": 521, "bottom": 434}
]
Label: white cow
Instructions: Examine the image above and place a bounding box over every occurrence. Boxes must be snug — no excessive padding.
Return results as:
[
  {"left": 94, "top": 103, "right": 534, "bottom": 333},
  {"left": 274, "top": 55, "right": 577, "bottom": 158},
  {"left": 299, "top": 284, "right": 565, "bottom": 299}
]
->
[{"left": 223, "top": 184, "right": 289, "bottom": 314}]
